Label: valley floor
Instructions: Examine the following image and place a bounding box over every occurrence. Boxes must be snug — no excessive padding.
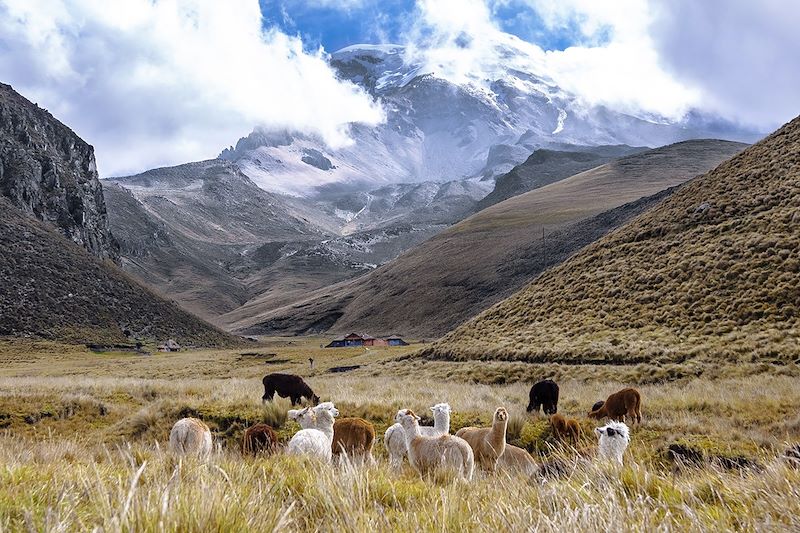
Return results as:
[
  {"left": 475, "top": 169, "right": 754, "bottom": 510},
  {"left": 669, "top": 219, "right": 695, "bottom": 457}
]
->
[{"left": 1, "top": 337, "right": 799, "bottom": 531}]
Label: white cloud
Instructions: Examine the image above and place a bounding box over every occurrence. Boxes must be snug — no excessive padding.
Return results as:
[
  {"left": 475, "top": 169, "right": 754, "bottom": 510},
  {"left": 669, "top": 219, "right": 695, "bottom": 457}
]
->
[
  {"left": 405, "top": 0, "right": 699, "bottom": 120},
  {"left": 408, "top": 0, "right": 798, "bottom": 129},
  {"left": 649, "top": 0, "right": 800, "bottom": 130},
  {"left": 0, "top": 0, "right": 384, "bottom": 177}
]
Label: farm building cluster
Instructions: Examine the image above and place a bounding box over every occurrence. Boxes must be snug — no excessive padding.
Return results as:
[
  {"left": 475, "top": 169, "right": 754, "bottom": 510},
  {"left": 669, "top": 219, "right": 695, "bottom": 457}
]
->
[{"left": 325, "top": 333, "right": 408, "bottom": 348}]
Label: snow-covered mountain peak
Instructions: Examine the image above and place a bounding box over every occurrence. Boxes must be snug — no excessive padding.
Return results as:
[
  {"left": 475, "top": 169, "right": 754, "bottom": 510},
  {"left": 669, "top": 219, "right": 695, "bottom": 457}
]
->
[{"left": 219, "top": 41, "right": 758, "bottom": 198}]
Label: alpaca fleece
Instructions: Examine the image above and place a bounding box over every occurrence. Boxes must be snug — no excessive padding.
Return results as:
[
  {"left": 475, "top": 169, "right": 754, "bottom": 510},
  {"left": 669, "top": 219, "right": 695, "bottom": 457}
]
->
[
  {"left": 498, "top": 444, "right": 537, "bottom": 477},
  {"left": 169, "top": 417, "right": 212, "bottom": 456},
  {"left": 332, "top": 417, "right": 376, "bottom": 463},
  {"left": 241, "top": 423, "right": 278, "bottom": 455},
  {"left": 550, "top": 413, "right": 581, "bottom": 444},
  {"left": 456, "top": 407, "right": 508, "bottom": 471}
]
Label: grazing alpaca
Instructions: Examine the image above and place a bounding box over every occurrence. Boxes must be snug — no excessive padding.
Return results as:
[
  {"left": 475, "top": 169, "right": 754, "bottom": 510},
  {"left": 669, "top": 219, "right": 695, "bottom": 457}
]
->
[
  {"left": 589, "top": 388, "right": 642, "bottom": 424},
  {"left": 550, "top": 413, "right": 581, "bottom": 444},
  {"left": 497, "top": 444, "right": 537, "bottom": 477},
  {"left": 169, "top": 417, "right": 212, "bottom": 456},
  {"left": 287, "top": 403, "right": 339, "bottom": 461},
  {"left": 595, "top": 421, "right": 630, "bottom": 464},
  {"left": 384, "top": 402, "right": 451, "bottom": 468},
  {"left": 332, "top": 417, "right": 376, "bottom": 463},
  {"left": 241, "top": 423, "right": 278, "bottom": 456},
  {"left": 527, "top": 379, "right": 559, "bottom": 414},
  {"left": 262, "top": 373, "right": 319, "bottom": 406},
  {"left": 456, "top": 407, "right": 509, "bottom": 471},
  {"left": 396, "top": 409, "right": 474, "bottom": 480}
]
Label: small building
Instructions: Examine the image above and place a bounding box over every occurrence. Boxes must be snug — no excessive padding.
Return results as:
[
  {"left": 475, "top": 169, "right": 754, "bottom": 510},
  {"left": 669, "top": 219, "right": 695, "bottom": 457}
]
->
[
  {"left": 385, "top": 336, "right": 409, "bottom": 346},
  {"left": 325, "top": 333, "right": 408, "bottom": 348},
  {"left": 325, "top": 333, "right": 368, "bottom": 348}
]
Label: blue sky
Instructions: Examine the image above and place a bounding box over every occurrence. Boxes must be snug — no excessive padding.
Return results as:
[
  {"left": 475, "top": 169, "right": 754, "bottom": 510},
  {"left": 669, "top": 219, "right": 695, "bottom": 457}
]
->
[{"left": 258, "top": 0, "right": 588, "bottom": 53}]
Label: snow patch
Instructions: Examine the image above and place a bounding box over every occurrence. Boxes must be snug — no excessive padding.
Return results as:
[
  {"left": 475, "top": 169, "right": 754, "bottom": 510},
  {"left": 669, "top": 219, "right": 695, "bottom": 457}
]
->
[{"left": 553, "top": 109, "right": 568, "bottom": 134}]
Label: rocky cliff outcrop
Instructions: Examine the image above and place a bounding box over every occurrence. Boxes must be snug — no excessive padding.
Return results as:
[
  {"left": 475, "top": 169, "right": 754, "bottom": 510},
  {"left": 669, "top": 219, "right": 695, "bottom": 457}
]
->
[{"left": 0, "top": 83, "right": 118, "bottom": 260}]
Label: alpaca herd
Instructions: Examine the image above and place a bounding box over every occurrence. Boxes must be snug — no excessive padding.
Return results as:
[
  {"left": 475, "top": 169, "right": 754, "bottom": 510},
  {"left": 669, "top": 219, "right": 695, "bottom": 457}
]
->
[{"left": 167, "top": 376, "right": 642, "bottom": 481}]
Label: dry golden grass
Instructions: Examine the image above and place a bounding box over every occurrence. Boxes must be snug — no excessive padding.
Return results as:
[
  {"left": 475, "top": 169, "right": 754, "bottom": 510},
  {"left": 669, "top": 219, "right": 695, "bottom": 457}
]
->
[
  {"left": 1, "top": 337, "right": 800, "bottom": 531},
  {"left": 420, "top": 116, "right": 800, "bottom": 365}
]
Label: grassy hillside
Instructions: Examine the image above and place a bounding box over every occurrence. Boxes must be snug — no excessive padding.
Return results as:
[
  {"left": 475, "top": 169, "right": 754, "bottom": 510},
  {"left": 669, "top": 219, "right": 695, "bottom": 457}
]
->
[
  {"left": 0, "top": 197, "right": 241, "bottom": 346},
  {"left": 419, "top": 117, "right": 800, "bottom": 364},
  {"left": 475, "top": 144, "right": 646, "bottom": 210},
  {"left": 224, "top": 140, "right": 746, "bottom": 338}
]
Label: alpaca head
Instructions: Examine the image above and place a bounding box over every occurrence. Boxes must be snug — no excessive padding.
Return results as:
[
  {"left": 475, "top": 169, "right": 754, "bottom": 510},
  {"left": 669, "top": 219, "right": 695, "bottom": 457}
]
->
[
  {"left": 311, "top": 394, "right": 321, "bottom": 406},
  {"left": 313, "top": 402, "right": 339, "bottom": 418},
  {"left": 396, "top": 409, "right": 420, "bottom": 429},
  {"left": 591, "top": 401, "right": 605, "bottom": 412},
  {"left": 595, "top": 421, "right": 630, "bottom": 464},
  {"left": 430, "top": 403, "right": 451, "bottom": 416},
  {"left": 288, "top": 407, "right": 316, "bottom": 427},
  {"left": 494, "top": 407, "right": 509, "bottom": 423}
]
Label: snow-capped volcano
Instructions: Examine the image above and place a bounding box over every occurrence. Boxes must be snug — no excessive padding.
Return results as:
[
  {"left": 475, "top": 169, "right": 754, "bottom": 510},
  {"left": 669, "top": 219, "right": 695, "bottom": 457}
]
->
[{"left": 220, "top": 41, "right": 758, "bottom": 197}]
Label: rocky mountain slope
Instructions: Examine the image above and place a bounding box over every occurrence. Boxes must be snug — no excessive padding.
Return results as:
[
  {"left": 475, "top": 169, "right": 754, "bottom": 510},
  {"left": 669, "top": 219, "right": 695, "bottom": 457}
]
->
[
  {"left": 105, "top": 160, "right": 485, "bottom": 320},
  {"left": 220, "top": 44, "right": 758, "bottom": 198},
  {"left": 0, "top": 197, "right": 237, "bottom": 345},
  {"left": 220, "top": 139, "right": 746, "bottom": 337},
  {"left": 0, "top": 83, "right": 239, "bottom": 346},
  {"left": 418, "top": 117, "right": 800, "bottom": 364},
  {"left": 0, "top": 83, "right": 117, "bottom": 260}
]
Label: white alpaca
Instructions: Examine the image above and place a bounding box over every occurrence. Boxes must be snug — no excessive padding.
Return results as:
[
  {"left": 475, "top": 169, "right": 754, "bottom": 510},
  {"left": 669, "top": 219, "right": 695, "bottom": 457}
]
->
[
  {"left": 595, "top": 421, "right": 630, "bottom": 465},
  {"left": 384, "top": 402, "right": 451, "bottom": 468},
  {"left": 169, "top": 417, "right": 212, "bottom": 457},
  {"left": 396, "top": 409, "right": 474, "bottom": 480},
  {"left": 287, "top": 403, "right": 339, "bottom": 461}
]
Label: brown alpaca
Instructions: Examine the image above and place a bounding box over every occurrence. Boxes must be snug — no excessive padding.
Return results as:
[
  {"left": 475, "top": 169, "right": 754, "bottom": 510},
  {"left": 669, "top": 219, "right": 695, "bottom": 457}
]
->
[
  {"left": 588, "top": 388, "right": 642, "bottom": 424},
  {"left": 241, "top": 423, "right": 278, "bottom": 455},
  {"left": 332, "top": 417, "right": 376, "bottom": 463},
  {"left": 497, "top": 444, "right": 537, "bottom": 477},
  {"left": 455, "top": 407, "right": 508, "bottom": 471},
  {"left": 550, "top": 414, "right": 581, "bottom": 444}
]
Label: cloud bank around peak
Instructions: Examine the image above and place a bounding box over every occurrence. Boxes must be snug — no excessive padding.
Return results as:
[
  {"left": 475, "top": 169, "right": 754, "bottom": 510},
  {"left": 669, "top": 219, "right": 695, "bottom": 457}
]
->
[
  {"left": 0, "top": 0, "right": 384, "bottom": 177},
  {"left": 403, "top": 0, "right": 700, "bottom": 121}
]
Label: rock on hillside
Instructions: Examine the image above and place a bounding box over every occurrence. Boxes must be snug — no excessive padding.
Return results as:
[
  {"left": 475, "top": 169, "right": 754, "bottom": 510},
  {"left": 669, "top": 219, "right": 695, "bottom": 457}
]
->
[
  {"left": 419, "top": 117, "right": 800, "bottom": 365},
  {"left": 0, "top": 83, "right": 117, "bottom": 260},
  {"left": 0, "top": 196, "right": 238, "bottom": 346},
  {"left": 220, "top": 139, "right": 746, "bottom": 337}
]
